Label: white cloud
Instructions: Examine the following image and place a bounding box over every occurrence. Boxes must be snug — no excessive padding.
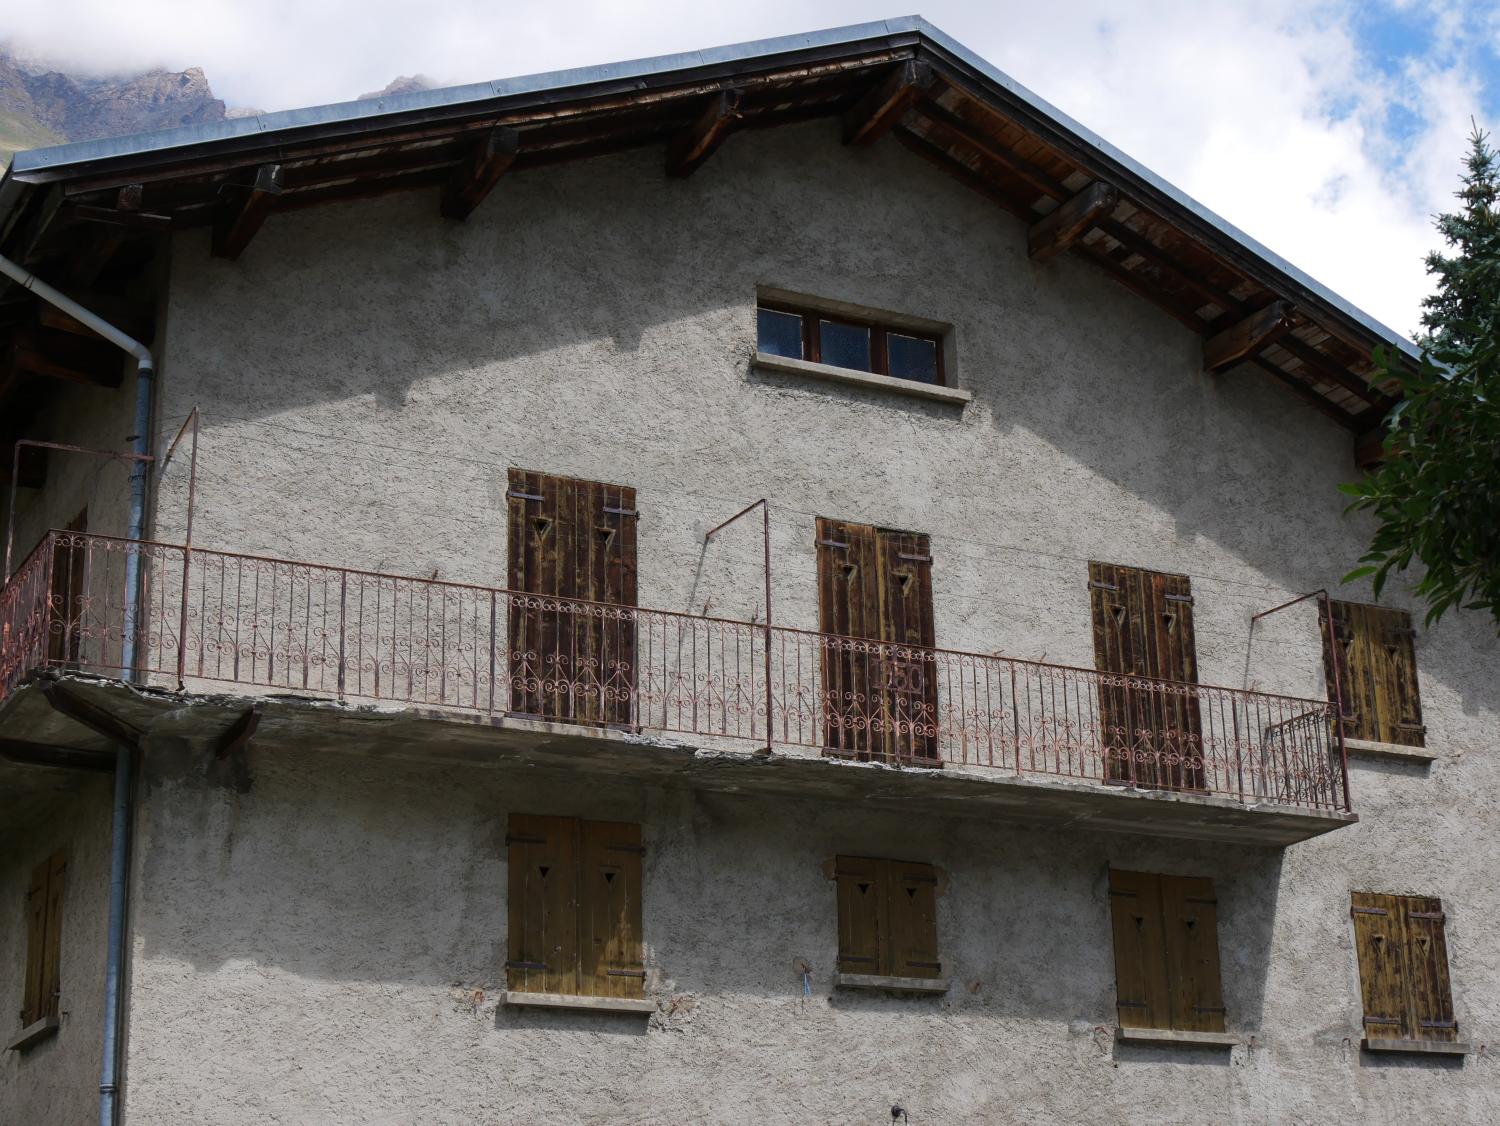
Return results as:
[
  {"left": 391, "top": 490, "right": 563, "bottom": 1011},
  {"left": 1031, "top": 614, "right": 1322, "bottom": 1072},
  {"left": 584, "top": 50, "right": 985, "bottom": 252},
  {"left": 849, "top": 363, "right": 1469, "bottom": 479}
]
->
[{"left": 5, "top": 0, "right": 1492, "bottom": 336}]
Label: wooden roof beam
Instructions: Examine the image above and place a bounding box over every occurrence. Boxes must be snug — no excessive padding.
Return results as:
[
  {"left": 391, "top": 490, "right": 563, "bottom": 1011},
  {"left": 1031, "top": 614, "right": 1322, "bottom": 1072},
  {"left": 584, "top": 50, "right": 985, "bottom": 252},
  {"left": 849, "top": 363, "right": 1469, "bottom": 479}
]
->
[
  {"left": 1203, "top": 300, "right": 1294, "bottom": 373},
  {"left": 843, "top": 60, "right": 934, "bottom": 146},
  {"left": 1029, "top": 181, "right": 1118, "bottom": 263},
  {"left": 212, "top": 164, "right": 284, "bottom": 261},
  {"left": 665, "top": 89, "right": 744, "bottom": 178},
  {"left": 9, "top": 326, "right": 125, "bottom": 388},
  {"left": 441, "top": 126, "right": 520, "bottom": 221}
]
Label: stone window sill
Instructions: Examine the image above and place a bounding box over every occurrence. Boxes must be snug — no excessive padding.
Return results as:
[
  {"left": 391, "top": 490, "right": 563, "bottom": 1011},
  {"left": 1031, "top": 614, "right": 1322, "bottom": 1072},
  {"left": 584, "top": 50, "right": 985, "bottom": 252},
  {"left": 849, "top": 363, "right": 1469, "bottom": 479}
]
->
[
  {"left": 835, "top": 973, "right": 950, "bottom": 995},
  {"left": 752, "top": 352, "right": 972, "bottom": 406},
  {"left": 1115, "top": 1027, "right": 1236, "bottom": 1048},
  {"left": 6, "top": 1016, "right": 59, "bottom": 1052},
  {"left": 500, "top": 991, "right": 655, "bottom": 1015},
  {"left": 1362, "top": 1037, "right": 1470, "bottom": 1056},
  {"left": 1343, "top": 738, "right": 1436, "bottom": 764}
]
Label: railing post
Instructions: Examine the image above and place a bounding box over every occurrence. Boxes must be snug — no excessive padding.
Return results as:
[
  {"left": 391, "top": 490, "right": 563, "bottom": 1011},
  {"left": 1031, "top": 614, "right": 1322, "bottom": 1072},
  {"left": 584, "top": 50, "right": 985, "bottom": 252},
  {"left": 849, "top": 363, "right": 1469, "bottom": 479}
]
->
[
  {"left": 1010, "top": 663, "right": 1021, "bottom": 774},
  {"left": 488, "top": 590, "right": 498, "bottom": 715},
  {"left": 337, "top": 572, "right": 348, "bottom": 701},
  {"left": 175, "top": 544, "right": 191, "bottom": 687}
]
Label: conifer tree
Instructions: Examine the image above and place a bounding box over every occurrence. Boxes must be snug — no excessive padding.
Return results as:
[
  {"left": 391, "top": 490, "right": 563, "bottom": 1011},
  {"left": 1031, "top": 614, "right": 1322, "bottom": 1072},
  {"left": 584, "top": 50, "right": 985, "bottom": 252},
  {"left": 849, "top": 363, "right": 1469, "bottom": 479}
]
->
[{"left": 1342, "top": 126, "right": 1500, "bottom": 628}]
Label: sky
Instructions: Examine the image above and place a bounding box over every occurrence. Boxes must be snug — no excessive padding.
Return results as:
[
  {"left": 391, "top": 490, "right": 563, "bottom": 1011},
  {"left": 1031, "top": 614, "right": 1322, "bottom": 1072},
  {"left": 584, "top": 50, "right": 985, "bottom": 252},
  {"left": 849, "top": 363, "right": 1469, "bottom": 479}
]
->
[{"left": 6, "top": 1, "right": 1500, "bottom": 339}]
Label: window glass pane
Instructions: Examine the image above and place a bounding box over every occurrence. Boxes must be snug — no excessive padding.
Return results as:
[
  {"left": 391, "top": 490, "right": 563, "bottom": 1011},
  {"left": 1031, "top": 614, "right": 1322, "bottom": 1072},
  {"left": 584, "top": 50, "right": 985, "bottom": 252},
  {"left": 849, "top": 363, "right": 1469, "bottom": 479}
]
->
[
  {"left": 888, "top": 334, "right": 939, "bottom": 384},
  {"left": 757, "top": 308, "right": 804, "bottom": 359},
  {"left": 819, "top": 320, "right": 872, "bottom": 371}
]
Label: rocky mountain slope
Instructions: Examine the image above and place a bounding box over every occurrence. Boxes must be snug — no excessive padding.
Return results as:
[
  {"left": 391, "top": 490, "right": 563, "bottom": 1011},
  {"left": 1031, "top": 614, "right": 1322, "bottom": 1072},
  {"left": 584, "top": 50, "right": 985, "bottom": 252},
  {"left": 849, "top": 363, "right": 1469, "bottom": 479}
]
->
[{"left": 0, "top": 46, "right": 435, "bottom": 167}]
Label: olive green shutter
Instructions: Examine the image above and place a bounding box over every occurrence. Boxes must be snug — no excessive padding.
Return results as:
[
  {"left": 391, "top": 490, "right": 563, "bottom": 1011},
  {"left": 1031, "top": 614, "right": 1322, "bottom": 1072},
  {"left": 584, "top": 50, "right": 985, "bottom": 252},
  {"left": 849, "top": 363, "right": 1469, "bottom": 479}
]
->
[
  {"left": 834, "top": 855, "right": 886, "bottom": 974},
  {"left": 22, "top": 860, "right": 48, "bottom": 1026},
  {"left": 1351, "top": 892, "right": 1411, "bottom": 1039},
  {"left": 506, "top": 814, "right": 579, "bottom": 995},
  {"left": 1160, "top": 875, "right": 1225, "bottom": 1033},
  {"left": 1108, "top": 868, "right": 1171, "bottom": 1030},
  {"left": 888, "top": 861, "right": 942, "bottom": 979},
  {"left": 1403, "top": 898, "right": 1457, "bottom": 1042},
  {"left": 578, "top": 820, "right": 645, "bottom": 999}
]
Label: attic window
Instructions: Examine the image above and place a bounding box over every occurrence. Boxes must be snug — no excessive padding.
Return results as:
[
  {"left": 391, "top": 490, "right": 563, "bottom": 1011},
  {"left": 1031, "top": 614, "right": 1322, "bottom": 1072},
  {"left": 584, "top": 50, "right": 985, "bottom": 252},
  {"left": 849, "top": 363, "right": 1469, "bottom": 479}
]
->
[{"left": 757, "top": 300, "right": 943, "bottom": 386}]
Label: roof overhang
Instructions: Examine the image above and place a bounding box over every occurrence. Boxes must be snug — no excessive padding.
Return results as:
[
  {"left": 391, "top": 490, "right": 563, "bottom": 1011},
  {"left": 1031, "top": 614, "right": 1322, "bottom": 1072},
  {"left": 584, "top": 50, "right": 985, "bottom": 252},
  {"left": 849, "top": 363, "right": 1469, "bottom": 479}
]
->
[{"left": 0, "top": 16, "right": 1414, "bottom": 453}]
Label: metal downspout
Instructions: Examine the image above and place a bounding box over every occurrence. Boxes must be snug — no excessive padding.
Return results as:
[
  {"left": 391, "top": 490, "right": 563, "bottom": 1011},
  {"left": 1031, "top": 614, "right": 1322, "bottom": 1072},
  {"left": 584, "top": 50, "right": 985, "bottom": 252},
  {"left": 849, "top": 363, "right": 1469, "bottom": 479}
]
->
[{"left": 0, "top": 253, "right": 154, "bottom": 1126}]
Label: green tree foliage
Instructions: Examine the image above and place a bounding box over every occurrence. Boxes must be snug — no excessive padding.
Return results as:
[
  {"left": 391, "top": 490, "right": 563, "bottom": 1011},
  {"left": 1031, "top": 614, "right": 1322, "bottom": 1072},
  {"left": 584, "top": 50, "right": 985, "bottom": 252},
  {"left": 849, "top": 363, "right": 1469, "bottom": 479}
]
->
[{"left": 1342, "top": 126, "right": 1500, "bottom": 627}]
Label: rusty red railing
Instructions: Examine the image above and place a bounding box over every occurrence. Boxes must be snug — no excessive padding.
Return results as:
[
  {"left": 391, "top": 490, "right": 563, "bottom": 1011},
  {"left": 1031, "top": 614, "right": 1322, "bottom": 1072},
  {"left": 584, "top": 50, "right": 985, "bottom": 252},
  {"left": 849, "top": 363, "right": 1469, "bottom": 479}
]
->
[{"left": 0, "top": 531, "right": 1350, "bottom": 812}]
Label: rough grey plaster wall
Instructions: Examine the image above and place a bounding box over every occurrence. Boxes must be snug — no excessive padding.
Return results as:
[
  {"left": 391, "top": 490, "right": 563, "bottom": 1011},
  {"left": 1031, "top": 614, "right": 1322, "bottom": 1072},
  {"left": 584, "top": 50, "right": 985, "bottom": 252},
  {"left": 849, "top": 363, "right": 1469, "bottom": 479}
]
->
[
  {"left": 0, "top": 778, "right": 112, "bottom": 1126},
  {"left": 115, "top": 118, "right": 1500, "bottom": 1121},
  {"left": 119, "top": 745, "right": 1497, "bottom": 1126}
]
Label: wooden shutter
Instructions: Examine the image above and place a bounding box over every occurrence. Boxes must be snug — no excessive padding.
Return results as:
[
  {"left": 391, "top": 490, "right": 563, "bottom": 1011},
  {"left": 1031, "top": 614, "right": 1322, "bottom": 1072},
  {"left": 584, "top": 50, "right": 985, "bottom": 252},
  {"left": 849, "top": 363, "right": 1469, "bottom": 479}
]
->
[
  {"left": 1403, "top": 897, "right": 1457, "bottom": 1042},
  {"left": 22, "top": 860, "right": 48, "bottom": 1026},
  {"left": 1351, "top": 892, "right": 1411, "bottom": 1039},
  {"left": 1107, "top": 868, "right": 1171, "bottom": 1030},
  {"left": 578, "top": 820, "right": 644, "bottom": 999},
  {"left": 1088, "top": 563, "right": 1202, "bottom": 790},
  {"left": 1352, "top": 891, "right": 1459, "bottom": 1043},
  {"left": 507, "top": 470, "right": 637, "bottom": 725},
  {"left": 834, "top": 855, "right": 887, "bottom": 974},
  {"left": 506, "top": 814, "right": 579, "bottom": 995},
  {"left": 1321, "top": 601, "right": 1425, "bottom": 747},
  {"left": 1160, "top": 875, "right": 1225, "bottom": 1032},
  {"left": 888, "top": 861, "right": 942, "bottom": 979},
  {"left": 816, "top": 519, "right": 937, "bottom": 763}
]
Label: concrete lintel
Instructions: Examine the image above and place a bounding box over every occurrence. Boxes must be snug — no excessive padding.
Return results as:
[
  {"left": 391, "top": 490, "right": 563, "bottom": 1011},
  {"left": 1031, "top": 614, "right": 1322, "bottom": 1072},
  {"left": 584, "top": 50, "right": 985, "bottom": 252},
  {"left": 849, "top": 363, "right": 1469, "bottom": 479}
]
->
[
  {"left": 1362, "top": 1037, "right": 1470, "bottom": 1056},
  {"left": 753, "top": 352, "right": 972, "bottom": 405},
  {"left": 501, "top": 991, "right": 656, "bottom": 1015},
  {"left": 1344, "top": 738, "right": 1437, "bottom": 764},
  {"left": 1115, "top": 1027, "right": 1237, "bottom": 1048},
  {"left": 6, "top": 1016, "right": 60, "bottom": 1052},
  {"left": 836, "top": 973, "right": 950, "bottom": 995}
]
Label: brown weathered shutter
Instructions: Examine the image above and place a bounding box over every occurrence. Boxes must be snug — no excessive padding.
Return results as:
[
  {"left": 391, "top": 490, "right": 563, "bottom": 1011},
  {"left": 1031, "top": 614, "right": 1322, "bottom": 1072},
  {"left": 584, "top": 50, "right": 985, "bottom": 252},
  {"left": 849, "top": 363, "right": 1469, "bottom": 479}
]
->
[
  {"left": 40, "top": 851, "right": 65, "bottom": 1020},
  {"left": 578, "top": 820, "right": 644, "bottom": 998},
  {"left": 1351, "top": 892, "right": 1409, "bottom": 1040},
  {"left": 507, "top": 470, "right": 637, "bottom": 724},
  {"left": 888, "top": 861, "right": 942, "bottom": 979},
  {"left": 1107, "top": 868, "right": 1171, "bottom": 1030},
  {"left": 1402, "top": 897, "right": 1457, "bottom": 1042},
  {"left": 506, "top": 814, "right": 579, "bottom": 996},
  {"left": 1322, "top": 602, "right": 1425, "bottom": 747},
  {"left": 1160, "top": 874, "right": 1225, "bottom": 1032},
  {"left": 1365, "top": 607, "right": 1425, "bottom": 747},
  {"left": 22, "top": 859, "right": 49, "bottom": 1026},
  {"left": 817, "top": 519, "right": 937, "bottom": 763},
  {"left": 834, "top": 855, "right": 887, "bottom": 974},
  {"left": 1089, "top": 563, "right": 1201, "bottom": 789}
]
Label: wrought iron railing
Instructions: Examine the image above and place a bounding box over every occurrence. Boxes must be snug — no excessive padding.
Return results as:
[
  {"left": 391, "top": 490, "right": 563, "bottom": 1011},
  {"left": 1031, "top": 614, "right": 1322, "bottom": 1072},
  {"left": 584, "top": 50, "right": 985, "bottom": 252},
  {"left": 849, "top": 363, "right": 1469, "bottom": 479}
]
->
[{"left": 0, "top": 532, "right": 1350, "bottom": 812}]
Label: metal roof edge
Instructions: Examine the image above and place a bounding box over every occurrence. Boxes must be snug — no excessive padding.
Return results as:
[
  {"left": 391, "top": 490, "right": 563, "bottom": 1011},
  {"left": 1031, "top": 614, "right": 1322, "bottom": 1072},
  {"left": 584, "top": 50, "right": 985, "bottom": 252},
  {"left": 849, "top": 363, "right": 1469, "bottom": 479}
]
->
[{"left": 1, "top": 13, "right": 1420, "bottom": 364}]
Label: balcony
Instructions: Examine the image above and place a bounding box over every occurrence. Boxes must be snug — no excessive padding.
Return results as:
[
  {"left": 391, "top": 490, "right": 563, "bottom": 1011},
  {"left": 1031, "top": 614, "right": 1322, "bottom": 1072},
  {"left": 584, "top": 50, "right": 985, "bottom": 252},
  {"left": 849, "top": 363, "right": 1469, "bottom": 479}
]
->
[{"left": 0, "top": 531, "right": 1354, "bottom": 844}]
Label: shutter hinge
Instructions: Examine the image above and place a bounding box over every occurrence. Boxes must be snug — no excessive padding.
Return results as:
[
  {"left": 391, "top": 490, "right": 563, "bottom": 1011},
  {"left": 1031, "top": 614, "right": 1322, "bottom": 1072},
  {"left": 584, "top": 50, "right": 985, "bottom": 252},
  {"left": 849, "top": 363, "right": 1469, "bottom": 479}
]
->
[
  {"left": 1407, "top": 911, "right": 1445, "bottom": 922},
  {"left": 606, "top": 844, "right": 646, "bottom": 855},
  {"left": 1115, "top": 1000, "right": 1147, "bottom": 1008},
  {"left": 1362, "top": 1014, "right": 1402, "bottom": 1024},
  {"left": 1351, "top": 906, "right": 1389, "bottom": 916},
  {"left": 1164, "top": 593, "right": 1194, "bottom": 604},
  {"left": 839, "top": 955, "right": 878, "bottom": 964},
  {"left": 1107, "top": 889, "right": 1138, "bottom": 897},
  {"left": 1089, "top": 580, "right": 1118, "bottom": 591},
  {"left": 602, "top": 506, "right": 639, "bottom": 517},
  {"left": 817, "top": 538, "right": 850, "bottom": 550},
  {"left": 504, "top": 835, "right": 546, "bottom": 846},
  {"left": 897, "top": 553, "right": 932, "bottom": 563},
  {"left": 1418, "top": 1020, "right": 1458, "bottom": 1029},
  {"left": 605, "top": 969, "right": 647, "bottom": 979},
  {"left": 1185, "top": 897, "right": 1218, "bottom": 906},
  {"left": 507, "top": 490, "right": 545, "bottom": 502},
  {"left": 505, "top": 960, "right": 549, "bottom": 970},
  {"left": 1192, "top": 1006, "right": 1227, "bottom": 1013},
  {"left": 905, "top": 961, "right": 943, "bottom": 970}
]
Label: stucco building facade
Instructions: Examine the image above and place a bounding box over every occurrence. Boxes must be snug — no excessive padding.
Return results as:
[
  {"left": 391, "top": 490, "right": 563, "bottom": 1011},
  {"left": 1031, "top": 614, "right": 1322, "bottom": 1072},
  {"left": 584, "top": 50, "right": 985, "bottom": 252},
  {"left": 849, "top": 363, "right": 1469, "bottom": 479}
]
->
[{"left": 0, "top": 18, "right": 1495, "bottom": 1125}]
